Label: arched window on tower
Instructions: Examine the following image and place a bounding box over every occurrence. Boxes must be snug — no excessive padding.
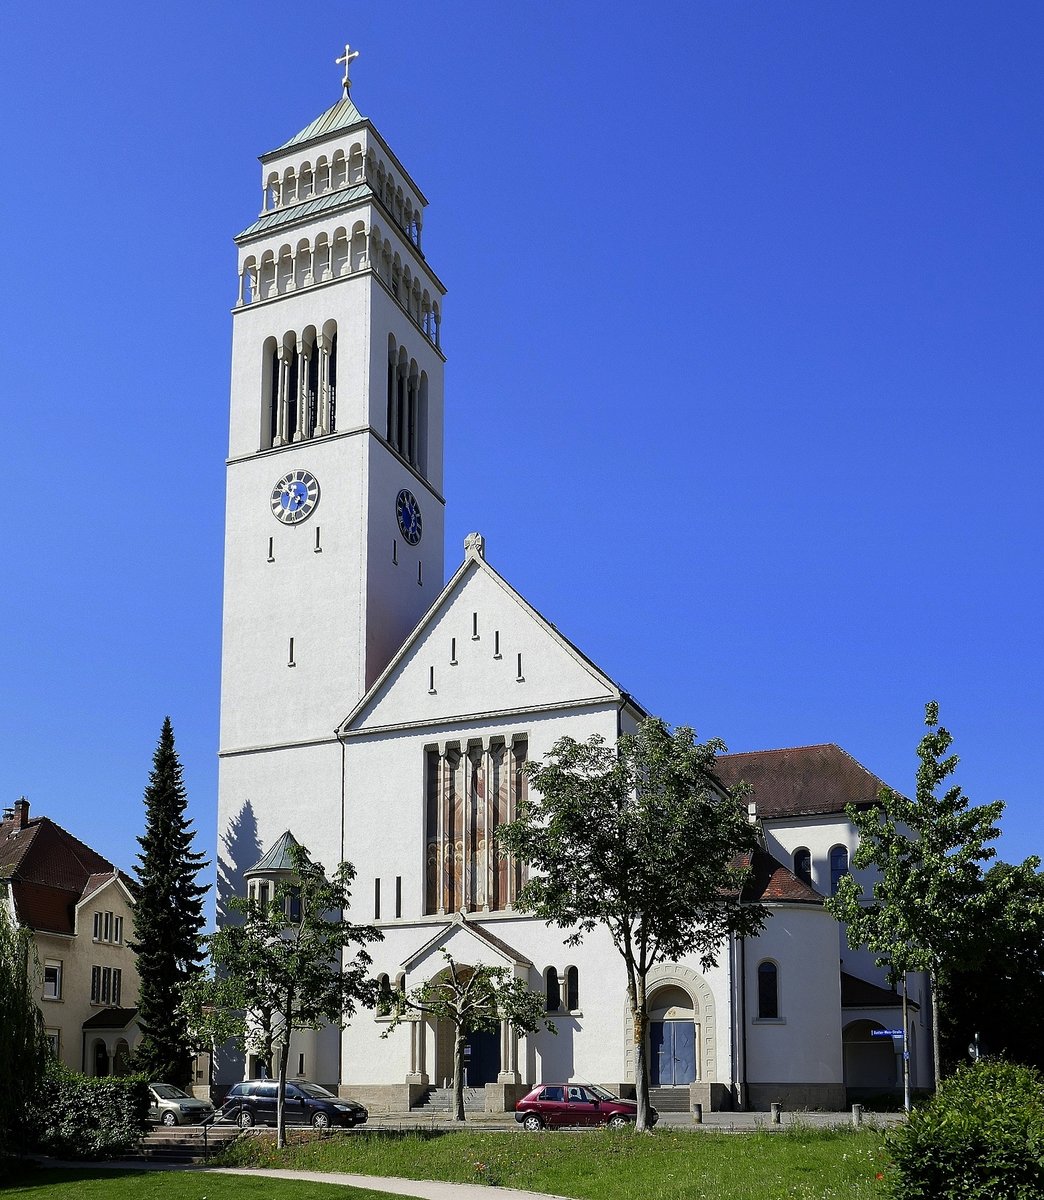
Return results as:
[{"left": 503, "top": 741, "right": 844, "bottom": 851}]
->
[
  {"left": 328, "top": 333, "right": 337, "bottom": 433},
  {"left": 829, "top": 845, "right": 849, "bottom": 895}
]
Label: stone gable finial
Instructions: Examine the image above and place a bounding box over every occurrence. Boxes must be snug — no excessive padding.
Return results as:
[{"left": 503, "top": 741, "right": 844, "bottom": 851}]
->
[{"left": 464, "top": 532, "right": 485, "bottom": 559}]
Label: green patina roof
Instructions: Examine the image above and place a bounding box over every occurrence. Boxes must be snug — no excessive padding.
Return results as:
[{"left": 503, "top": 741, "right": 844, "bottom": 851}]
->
[
  {"left": 237, "top": 181, "right": 373, "bottom": 242},
  {"left": 266, "top": 95, "right": 366, "bottom": 159},
  {"left": 247, "top": 830, "right": 302, "bottom": 875}
]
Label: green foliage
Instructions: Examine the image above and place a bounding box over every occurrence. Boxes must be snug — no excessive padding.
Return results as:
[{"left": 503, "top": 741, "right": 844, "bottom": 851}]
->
[
  {"left": 28, "top": 1069, "right": 150, "bottom": 1160},
  {"left": 0, "top": 903, "right": 49, "bottom": 1158},
  {"left": 0, "top": 1170, "right": 396, "bottom": 1200},
  {"left": 826, "top": 702, "right": 1004, "bottom": 1085},
  {"left": 383, "top": 950, "right": 553, "bottom": 1121},
  {"left": 129, "top": 717, "right": 208, "bottom": 1088},
  {"left": 886, "top": 1060, "right": 1044, "bottom": 1199},
  {"left": 184, "top": 843, "right": 381, "bottom": 1147},
  {"left": 498, "top": 717, "right": 765, "bottom": 1130},
  {"left": 941, "top": 858, "right": 1044, "bottom": 1071}
]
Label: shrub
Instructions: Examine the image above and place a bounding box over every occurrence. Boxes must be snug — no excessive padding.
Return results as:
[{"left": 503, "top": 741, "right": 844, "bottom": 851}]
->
[
  {"left": 29, "top": 1069, "right": 151, "bottom": 1160},
  {"left": 886, "top": 1059, "right": 1044, "bottom": 1199}
]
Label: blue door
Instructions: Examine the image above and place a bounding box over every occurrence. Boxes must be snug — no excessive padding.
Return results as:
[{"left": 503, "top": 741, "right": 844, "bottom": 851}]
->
[{"left": 650, "top": 1020, "right": 696, "bottom": 1086}]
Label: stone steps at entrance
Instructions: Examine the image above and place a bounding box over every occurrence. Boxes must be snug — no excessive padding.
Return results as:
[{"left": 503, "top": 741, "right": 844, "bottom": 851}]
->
[
  {"left": 649, "top": 1087, "right": 693, "bottom": 1113},
  {"left": 413, "top": 1086, "right": 485, "bottom": 1113},
  {"left": 126, "top": 1124, "right": 242, "bottom": 1163}
]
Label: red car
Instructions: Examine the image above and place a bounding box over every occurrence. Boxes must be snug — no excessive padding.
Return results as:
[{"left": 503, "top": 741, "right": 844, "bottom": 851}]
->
[{"left": 514, "top": 1083, "right": 657, "bottom": 1130}]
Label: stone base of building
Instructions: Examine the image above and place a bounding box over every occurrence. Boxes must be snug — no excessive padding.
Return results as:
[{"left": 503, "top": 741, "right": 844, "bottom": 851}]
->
[
  {"left": 484, "top": 1082, "right": 528, "bottom": 1112},
  {"left": 744, "top": 1082, "right": 846, "bottom": 1111},
  {"left": 339, "top": 1083, "right": 431, "bottom": 1112},
  {"left": 689, "top": 1081, "right": 733, "bottom": 1112}
]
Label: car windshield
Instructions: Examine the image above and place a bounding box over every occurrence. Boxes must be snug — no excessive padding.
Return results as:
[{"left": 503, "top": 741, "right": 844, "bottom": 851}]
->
[
  {"left": 151, "top": 1085, "right": 190, "bottom": 1099},
  {"left": 583, "top": 1083, "right": 618, "bottom": 1101},
  {"left": 297, "top": 1083, "right": 336, "bottom": 1099}
]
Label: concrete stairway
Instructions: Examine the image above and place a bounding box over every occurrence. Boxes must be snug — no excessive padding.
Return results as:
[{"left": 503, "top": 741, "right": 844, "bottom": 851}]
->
[
  {"left": 411, "top": 1086, "right": 485, "bottom": 1114},
  {"left": 131, "top": 1124, "right": 241, "bottom": 1163},
  {"left": 648, "top": 1087, "right": 693, "bottom": 1113}
]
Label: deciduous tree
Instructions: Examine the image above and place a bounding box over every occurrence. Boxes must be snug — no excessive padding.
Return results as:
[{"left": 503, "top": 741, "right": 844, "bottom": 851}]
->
[
  {"left": 499, "top": 717, "right": 765, "bottom": 1131},
  {"left": 826, "top": 701, "right": 1003, "bottom": 1107},
  {"left": 184, "top": 843, "right": 380, "bottom": 1148},
  {"left": 130, "top": 718, "right": 208, "bottom": 1087},
  {"left": 0, "top": 904, "right": 48, "bottom": 1158}
]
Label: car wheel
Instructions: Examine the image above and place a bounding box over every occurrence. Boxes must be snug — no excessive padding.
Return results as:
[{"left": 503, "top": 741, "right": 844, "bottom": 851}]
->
[
  {"left": 607, "top": 1114, "right": 631, "bottom": 1130},
  {"left": 522, "top": 1113, "right": 544, "bottom": 1131},
  {"left": 237, "top": 1109, "right": 255, "bottom": 1129},
  {"left": 311, "top": 1111, "right": 331, "bottom": 1130},
  {"left": 161, "top": 1110, "right": 178, "bottom": 1127}
]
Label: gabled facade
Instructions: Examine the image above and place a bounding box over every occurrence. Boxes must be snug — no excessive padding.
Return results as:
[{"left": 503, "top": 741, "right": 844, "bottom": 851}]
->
[
  {"left": 215, "top": 55, "right": 933, "bottom": 1110},
  {"left": 0, "top": 798, "right": 141, "bottom": 1074}
]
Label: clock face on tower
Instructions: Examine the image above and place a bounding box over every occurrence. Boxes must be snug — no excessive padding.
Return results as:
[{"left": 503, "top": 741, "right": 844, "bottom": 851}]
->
[
  {"left": 271, "top": 470, "right": 320, "bottom": 524},
  {"left": 396, "top": 488, "right": 423, "bottom": 545}
]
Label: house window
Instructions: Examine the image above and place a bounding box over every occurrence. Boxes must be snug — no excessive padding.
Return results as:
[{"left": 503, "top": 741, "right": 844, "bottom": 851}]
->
[
  {"left": 757, "top": 961, "right": 779, "bottom": 1020},
  {"left": 829, "top": 845, "right": 849, "bottom": 895},
  {"left": 43, "top": 960, "right": 62, "bottom": 1000},
  {"left": 793, "top": 847, "right": 812, "bottom": 885},
  {"left": 114, "top": 915, "right": 123, "bottom": 944},
  {"left": 257, "top": 881, "right": 270, "bottom": 910},
  {"left": 45, "top": 1029, "right": 60, "bottom": 1058},
  {"left": 91, "top": 966, "right": 122, "bottom": 1006},
  {"left": 287, "top": 887, "right": 302, "bottom": 923}
]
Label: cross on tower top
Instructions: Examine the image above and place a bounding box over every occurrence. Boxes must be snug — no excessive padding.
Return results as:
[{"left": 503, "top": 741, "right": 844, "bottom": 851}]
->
[{"left": 336, "top": 42, "right": 361, "bottom": 96}]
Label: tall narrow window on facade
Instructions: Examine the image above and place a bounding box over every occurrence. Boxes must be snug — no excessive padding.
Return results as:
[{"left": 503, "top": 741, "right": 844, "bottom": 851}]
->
[
  {"left": 374, "top": 877, "right": 381, "bottom": 920},
  {"left": 545, "top": 967, "right": 561, "bottom": 1013},
  {"left": 424, "top": 738, "right": 528, "bottom": 915},
  {"left": 566, "top": 966, "right": 579, "bottom": 1012},
  {"left": 829, "top": 845, "right": 849, "bottom": 895},
  {"left": 395, "top": 875, "right": 402, "bottom": 918},
  {"left": 757, "top": 961, "right": 779, "bottom": 1019},
  {"left": 43, "top": 961, "right": 62, "bottom": 1000},
  {"left": 793, "top": 847, "right": 812, "bottom": 885}
]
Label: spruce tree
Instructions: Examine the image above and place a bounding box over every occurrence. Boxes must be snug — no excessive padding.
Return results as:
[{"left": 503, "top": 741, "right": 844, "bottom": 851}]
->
[{"left": 130, "top": 717, "right": 208, "bottom": 1087}]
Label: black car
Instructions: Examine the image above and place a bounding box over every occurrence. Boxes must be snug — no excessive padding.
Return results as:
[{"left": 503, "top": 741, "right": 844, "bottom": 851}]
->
[{"left": 220, "top": 1079, "right": 368, "bottom": 1129}]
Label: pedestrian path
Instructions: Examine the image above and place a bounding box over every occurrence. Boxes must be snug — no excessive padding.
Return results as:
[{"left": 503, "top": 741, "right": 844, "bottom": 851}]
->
[{"left": 209, "top": 1165, "right": 577, "bottom": 1200}]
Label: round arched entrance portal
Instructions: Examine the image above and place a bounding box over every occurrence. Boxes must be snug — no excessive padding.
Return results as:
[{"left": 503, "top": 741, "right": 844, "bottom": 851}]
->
[
  {"left": 648, "top": 984, "right": 698, "bottom": 1087},
  {"left": 843, "top": 1020, "right": 898, "bottom": 1092},
  {"left": 428, "top": 963, "right": 503, "bottom": 1088}
]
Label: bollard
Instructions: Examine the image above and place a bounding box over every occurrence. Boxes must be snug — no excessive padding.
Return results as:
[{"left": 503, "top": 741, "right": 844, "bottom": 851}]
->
[
  {"left": 692, "top": 1102, "right": 703, "bottom": 1125},
  {"left": 770, "top": 1102, "right": 782, "bottom": 1125},
  {"left": 851, "top": 1103, "right": 864, "bottom": 1129}
]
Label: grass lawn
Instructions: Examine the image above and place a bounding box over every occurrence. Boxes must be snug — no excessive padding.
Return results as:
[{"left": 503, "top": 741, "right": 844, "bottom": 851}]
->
[
  {"left": 0, "top": 1168, "right": 409, "bottom": 1200},
  {"left": 211, "top": 1125, "right": 893, "bottom": 1200}
]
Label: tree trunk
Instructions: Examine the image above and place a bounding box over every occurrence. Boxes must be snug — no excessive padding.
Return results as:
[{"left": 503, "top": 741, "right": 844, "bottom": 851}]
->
[
  {"left": 930, "top": 968, "right": 941, "bottom": 1092},
  {"left": 452, "top": 1030, "right": 467, "bottom": 1122},
  {"left": 901, "top": 975, "right": 911, "bottom": 1114},
  {"left": 276, "top": 1016, "right": 291, "bottom": 1149},
  {"left": 631, "top": 969, "right": 652, "bottom": 1132}
]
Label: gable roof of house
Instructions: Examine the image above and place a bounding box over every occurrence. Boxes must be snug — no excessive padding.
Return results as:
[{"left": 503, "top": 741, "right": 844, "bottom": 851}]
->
[
  {"left": 400, "top": 912, "right": 533, "bottom": 973},
  {"left": 0, "top": 807, "right": 118, "bottom": 935},
  {"left": 714, "top": 744, "right": 894, "bottom": 821}
]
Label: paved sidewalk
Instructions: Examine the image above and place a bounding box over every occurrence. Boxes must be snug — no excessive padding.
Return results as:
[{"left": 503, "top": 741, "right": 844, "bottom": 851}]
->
[{"left": 209, "top": 1165, "right": 577, "bottom": 1200}]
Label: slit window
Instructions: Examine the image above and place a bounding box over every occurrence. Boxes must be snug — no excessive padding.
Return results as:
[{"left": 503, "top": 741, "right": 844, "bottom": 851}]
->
[{"left": 757, "top": 961, "right": 779, "bottom": 1020}]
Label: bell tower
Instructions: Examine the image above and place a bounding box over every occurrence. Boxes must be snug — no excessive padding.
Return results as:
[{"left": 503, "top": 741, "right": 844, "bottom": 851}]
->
[{"left": 217, "top": 46, "right": 446, "bottom": 873}]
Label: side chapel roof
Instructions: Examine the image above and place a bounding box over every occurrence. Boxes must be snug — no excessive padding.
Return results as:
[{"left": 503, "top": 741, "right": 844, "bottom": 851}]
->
[
  {"left": 714, "top": 743, "right": 895, "bottom": 821},
  {"left": 246, "top": 830, "right": 303, "bottom": 876}
]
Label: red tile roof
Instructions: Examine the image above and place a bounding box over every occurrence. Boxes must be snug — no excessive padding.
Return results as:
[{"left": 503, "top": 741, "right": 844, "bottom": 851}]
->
[
  {"left": 738, "top": 848, "right": 823, "bottom": 905},
  {"left": 715, "top": 744, "right": 895, "bottom": 821},
  {"left": 1, "top": 808, "right": 117, "bottom": 935}
]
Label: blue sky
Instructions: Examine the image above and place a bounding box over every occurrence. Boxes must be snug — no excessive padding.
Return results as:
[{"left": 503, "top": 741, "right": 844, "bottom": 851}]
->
[{"left": 1, "top": 3, "right": 1040, "bottom": 892}]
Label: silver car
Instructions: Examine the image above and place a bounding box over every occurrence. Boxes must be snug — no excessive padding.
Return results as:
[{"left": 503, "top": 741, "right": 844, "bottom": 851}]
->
[{"left": 148, "top": 1083, "right": 216, "bottom": 1126}]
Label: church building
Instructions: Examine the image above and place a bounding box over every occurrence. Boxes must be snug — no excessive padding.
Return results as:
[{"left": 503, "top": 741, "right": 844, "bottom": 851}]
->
[{"left": 216, "top": 48, "right": 933, "bottom": 1112}]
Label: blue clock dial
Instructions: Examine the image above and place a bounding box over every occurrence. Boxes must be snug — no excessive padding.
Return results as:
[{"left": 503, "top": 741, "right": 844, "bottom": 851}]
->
[
  {"left": 396, "top": 489, "right": 423, "bottom": 545},
  {"left": 271, "top": 470, "right": 320, "bottom": 524}
]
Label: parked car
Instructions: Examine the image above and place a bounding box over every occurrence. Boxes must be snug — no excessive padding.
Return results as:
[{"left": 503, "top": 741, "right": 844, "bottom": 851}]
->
[
  {"left": 219, "top": 1079, "right": 368, "bottom": 1130},
  {"left": 514, "top": 1083, "right": 657, "bottom": 1130},
  {"left": 148, "top": 1083, "right": 216, "bottom": 1127}
]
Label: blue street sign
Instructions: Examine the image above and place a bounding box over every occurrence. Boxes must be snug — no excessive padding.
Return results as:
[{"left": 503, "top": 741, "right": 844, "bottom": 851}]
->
[{"left": 871, "top": 1029, "right": 904, "bottom": 1038}]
